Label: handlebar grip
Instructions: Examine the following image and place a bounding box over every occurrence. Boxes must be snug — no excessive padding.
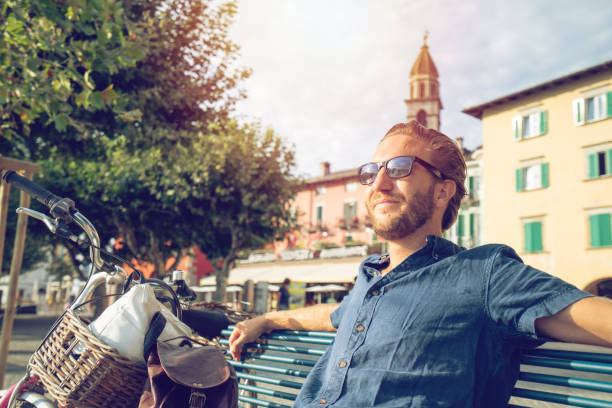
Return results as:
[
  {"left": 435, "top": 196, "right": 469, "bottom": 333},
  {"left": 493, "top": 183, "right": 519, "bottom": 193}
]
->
[
  {"left": 182, "top": 309, "right": 230, "bottom": 339},
  {"left": 2, "top": 170, "right": 61, "bottom": 208}
]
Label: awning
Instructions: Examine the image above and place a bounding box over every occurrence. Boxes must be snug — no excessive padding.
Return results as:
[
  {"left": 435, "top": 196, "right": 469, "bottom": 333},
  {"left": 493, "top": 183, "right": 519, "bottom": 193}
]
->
[
  {"left": 305, "top": 284, "right": 348, "bottom": 292},
  {"left": 191, "top": 285, "right": 243, "bottom": 292},
  {"left": 199, "top": 258, "right": 361, "bottom": 286}
]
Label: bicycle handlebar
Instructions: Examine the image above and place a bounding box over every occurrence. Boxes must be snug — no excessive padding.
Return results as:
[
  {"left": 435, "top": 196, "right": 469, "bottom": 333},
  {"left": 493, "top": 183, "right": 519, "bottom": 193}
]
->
[{"left": 2, "top": 170, "right": 75, "bottom": 222}]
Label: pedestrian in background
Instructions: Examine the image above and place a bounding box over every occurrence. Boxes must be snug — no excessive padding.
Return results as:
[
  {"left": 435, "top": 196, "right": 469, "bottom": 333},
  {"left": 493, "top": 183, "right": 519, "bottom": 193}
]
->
[{"left": 278, "top": 278, "right": 290, "bottom": 310}]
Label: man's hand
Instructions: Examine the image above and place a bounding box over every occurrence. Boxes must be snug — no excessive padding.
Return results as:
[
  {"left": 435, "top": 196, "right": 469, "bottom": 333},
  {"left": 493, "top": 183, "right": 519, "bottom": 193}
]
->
[
  {"left": 229, "top": 304, "right": 339, "bottom": 361},
  {"left": 229, "top": 316, "right": 269, "bottom": 361}
]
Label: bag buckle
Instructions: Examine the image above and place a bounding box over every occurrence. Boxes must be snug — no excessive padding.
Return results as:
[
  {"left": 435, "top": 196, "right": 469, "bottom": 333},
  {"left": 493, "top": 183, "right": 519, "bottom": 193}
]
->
[{"left": 189, "top": 390, "right": 207, "bottom": 408}]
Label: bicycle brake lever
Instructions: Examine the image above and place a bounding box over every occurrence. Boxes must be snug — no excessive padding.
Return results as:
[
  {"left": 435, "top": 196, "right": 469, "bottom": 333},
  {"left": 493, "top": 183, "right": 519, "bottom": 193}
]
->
[{"left": 16, "top": 207, "right": 58, "bottom": 233}]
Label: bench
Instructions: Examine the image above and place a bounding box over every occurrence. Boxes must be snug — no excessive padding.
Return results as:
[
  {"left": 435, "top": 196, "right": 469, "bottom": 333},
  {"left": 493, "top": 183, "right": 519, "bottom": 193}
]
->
[{"left": 219, "top": 327, "right": 612, "bottom": 408}]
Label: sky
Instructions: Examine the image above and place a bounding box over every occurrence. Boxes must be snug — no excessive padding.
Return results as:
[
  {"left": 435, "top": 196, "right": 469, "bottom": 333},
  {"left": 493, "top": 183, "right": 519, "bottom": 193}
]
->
[{"left": 229, "top": 0, "right": 612, "bottom": 178}]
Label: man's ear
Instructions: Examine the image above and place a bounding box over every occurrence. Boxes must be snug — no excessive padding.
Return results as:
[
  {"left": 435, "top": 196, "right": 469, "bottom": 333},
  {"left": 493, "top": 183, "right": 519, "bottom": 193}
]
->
[{"left": 434, "top": 179, "right": 457, "bottom": 208}]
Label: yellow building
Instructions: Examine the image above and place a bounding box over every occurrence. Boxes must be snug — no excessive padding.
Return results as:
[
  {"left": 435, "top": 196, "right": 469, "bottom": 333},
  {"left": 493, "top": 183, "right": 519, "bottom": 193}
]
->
[{"left": 463, "top": 60, "right": 612, "bottom": 294}]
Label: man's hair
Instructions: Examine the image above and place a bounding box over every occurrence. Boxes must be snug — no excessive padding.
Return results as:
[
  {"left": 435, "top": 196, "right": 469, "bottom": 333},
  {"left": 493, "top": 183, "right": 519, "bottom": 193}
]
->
[{"left": 382, "top": 120, "right": 466, "bottom": 231}]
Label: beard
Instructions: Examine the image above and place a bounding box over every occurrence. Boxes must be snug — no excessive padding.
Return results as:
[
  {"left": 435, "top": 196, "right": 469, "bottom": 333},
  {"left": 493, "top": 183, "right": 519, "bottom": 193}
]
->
[{"left": 366, "top": 184, "right": 435, "bottom": 240}]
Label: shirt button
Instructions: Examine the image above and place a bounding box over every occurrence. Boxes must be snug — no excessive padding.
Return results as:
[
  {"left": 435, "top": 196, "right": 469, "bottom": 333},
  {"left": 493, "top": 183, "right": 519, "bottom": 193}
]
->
[
  {"left": 372, "top": 289, "right": 379, "bottom": 296},
  {"left": 356, "top": 324, "right": 365, "bottom": 332},
  {"left": 339, "top": 361, "right": 347, "bottom": 368},
  {"left": 320, "top": 399, "right": 327, "bottom": 404}
]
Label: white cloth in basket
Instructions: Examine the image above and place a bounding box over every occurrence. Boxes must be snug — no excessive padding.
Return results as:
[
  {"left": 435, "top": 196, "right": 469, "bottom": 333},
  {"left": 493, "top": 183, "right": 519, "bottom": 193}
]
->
[{"left": 88, "top": 284, "right": 192, "bottom": 362}]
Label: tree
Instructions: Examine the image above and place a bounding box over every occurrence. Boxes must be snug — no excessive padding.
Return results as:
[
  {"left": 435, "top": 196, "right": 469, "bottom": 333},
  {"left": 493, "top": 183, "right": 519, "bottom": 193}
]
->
[
  {"left": 1, "top": 0, "right": 299, "bottom": 301},
  {"left": 185, "top": 122, "right": 302, "bottom": 301},
  {"left": 0, "top": 0, "right": 144, "bottom": 159}
]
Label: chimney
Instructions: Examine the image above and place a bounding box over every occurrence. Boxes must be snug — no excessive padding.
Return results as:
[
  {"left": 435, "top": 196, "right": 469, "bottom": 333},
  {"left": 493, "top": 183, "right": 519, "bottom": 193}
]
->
[
  {"left": 456, "top": 137, "right": 463, "bottom": 152},
  {"left": 320, "top": 161, "right": 330, "bottom": 176}
]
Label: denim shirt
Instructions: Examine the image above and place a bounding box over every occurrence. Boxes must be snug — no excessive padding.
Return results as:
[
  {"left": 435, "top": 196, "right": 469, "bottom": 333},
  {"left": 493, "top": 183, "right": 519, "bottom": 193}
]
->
[{"left": 294, "top": 236, "right": 591, "bottom": 407}]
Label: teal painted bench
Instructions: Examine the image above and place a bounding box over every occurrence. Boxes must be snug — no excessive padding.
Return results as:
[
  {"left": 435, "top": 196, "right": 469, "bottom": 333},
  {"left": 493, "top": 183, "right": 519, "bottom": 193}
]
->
[{"left": 219, "top": 327, "right": 612, "bottom": 408}]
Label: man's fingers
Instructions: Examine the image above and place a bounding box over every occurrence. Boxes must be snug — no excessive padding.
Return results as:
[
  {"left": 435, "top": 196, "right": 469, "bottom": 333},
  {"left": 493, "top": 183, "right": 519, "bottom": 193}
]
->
[
  {"left": 229, "top": 327, "right": 240, "bottom": 343},
  {"left": 230, "top": 330, "right": 245, "bottom": 361}
]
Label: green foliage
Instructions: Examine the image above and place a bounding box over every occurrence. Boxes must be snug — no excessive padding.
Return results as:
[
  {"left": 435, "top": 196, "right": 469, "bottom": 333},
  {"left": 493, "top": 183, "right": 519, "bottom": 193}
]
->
[
  {"left": 0, "top": 0, "right": 144, "bottom": 158},
  {"left": 0, "top": 0, "right": 297, "bottom": 303},
  {"left": 344, "top": 240, "right": 366, "bottom": 247},
  {"left": 314, "top": 241, "right": 341, "bottom": 250}
]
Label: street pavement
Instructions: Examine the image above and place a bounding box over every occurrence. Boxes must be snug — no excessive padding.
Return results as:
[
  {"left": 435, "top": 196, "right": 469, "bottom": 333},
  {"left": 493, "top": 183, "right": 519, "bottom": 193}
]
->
[{"left": 0, "top": 314, "right": 61, "bottom": 388}]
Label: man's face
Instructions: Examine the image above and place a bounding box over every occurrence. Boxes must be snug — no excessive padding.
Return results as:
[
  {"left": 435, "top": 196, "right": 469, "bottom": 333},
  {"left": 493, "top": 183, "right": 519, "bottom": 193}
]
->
[{"left": 365, "top": 135, "right": 437, "bottom": 240}]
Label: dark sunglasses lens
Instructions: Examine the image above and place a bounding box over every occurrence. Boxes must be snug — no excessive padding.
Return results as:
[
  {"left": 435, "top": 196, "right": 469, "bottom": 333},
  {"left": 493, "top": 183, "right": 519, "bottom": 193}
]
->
[
  {"left": 359, "top": 163, "right": 380, "bottom": 184},
  {"left": 386, "top": 156, "right": 414, "bottom": 179}
]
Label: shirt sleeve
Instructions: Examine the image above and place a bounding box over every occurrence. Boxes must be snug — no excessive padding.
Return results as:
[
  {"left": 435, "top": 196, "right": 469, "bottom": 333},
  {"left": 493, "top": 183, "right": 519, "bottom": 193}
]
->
[{"left": 485, "top": 245, "right": 593, "bottom": 339}]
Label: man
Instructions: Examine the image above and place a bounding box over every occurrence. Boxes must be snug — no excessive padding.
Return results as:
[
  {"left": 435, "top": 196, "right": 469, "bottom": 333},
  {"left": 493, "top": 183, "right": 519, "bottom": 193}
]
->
[
  {"left": 229, "top": 121, "right": 612, "bottom": 407},
  {"left": 279, "top": 278, "right": 291, "bottom": 310}
]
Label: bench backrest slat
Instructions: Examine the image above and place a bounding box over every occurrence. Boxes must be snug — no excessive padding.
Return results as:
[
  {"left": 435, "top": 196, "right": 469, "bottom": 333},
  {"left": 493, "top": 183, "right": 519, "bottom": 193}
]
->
[
  {"left": 221, "top": 329, "right": 612, "bottom": 407},
  {"left": 519, "top": 372, "right": 612, "bottom": 393},
  {"left": 512, "top": 387, "right": 612, "bottom": 408}
]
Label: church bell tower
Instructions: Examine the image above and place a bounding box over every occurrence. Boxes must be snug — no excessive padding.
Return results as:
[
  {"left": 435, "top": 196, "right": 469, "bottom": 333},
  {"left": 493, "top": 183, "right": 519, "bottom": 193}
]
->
[{"left": 405, "top": 32, "right": 442, "bottom": 130}]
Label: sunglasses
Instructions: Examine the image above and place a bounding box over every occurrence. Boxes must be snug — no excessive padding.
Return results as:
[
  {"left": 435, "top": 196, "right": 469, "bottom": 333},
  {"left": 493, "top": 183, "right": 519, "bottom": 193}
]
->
[{"left": 358, "top": 155, "right": 444, "bottom": 185}]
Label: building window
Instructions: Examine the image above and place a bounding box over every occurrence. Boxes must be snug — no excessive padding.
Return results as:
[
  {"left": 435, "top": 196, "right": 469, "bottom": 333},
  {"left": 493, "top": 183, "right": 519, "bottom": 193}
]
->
[
  {"left": 430, "top": 83, "right": 436, "bottom": 97},
  {"left": 419, "top": 83, "right": 425, "bottom": 98},
  {"left": 524, "top": 220, "right": 543, "bottom": 253},
  {"left": 589, "top": 213, "right": 612, "bottom": 248},
  {"left": 343, "top": 201, "right": 357, "bottom": 228},
  {"left": 316, "top": 186, "right": 326, "bottom": 196},
  {"left": 417, "top": 110, "right": 427, "bottom": 127},
  {"left": 457, "top": 214, "right": 464, "bottom": 244},
  {"left": 455, "top": 212, "right": 478, "bottom": 247},
  {"left": 573, "top": 91, "right": 612, "bottom": 125},
  {"left": 587, "top": 147, "right": 612, "bottom": 179},
  {"left": 315, "top": 205, "right": 323, "bottom": 224},
  {"left": 467, "top": 175, "right": 479, "bottom": 200},
  {"left": 512, "top": 110, "right": 547, "bottom": 140},
  {"left": 516, "top": 163, "right": 549, "bottom": 191},
  {"left": 345, "top": 181, "right": 357, "bottom": 192}
]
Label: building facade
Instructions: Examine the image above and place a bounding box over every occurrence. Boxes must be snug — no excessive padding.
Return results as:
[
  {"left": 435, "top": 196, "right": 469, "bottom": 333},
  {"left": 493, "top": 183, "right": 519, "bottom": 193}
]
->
[
  {"left": 463, "top": 60, "right": 612, "bottom": 293},
  {"left": 445, "top": 142, "right": 484, "bottom": 248}
]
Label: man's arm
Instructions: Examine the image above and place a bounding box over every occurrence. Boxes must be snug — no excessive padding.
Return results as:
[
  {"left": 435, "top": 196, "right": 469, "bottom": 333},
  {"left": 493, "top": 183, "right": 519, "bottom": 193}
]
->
[
  {"left": 535, "top": 296, "right": 612, "bottom": 347},
  {"left": 228, "top": 303, "right": 338, "bottom": 361}
]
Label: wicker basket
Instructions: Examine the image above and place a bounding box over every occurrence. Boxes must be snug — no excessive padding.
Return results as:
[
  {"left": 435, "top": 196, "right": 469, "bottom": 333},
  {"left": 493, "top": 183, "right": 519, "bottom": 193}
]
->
[{"left": 29, "top": 309, "right": 147, "bottom": 408}]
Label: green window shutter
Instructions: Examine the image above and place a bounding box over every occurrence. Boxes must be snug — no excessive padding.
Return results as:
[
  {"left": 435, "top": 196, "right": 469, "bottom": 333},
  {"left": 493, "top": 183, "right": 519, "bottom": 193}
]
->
[
  {"left": 512, "top": 116, "right": 522, "bottom": 140},
  {"left": 531, "top": 222, "right": 543, "bottom": 252},
  {"left": 590, "top": 214, "right": 601, "bottom": 247},
  {"left": 469, "top": 214, "right": 475, "bottom": 237},
  {"left": 540, "top": 110, "right": 547, "bottom": 134},
  {"left": 590, "top": 213, "right": 612, "bottom": 247},
  {"left": 525, "top": 221, "right": 543, "bottom": 252},
  {"left": 573, "top": 98, "right": 585, "bottom": 125},
  {"left": 588, "top": 153, "right": 598, "bottom": 178},
  {"left": 607, "top": 91, "right": 612, "bottom": 118},
  {"left": 608, "top": 149, "right": 612, "bottom": 176},
  {"left": 457, "top": 214, "right": 464, "bottom": 237},
  {"left": 469, "top": 176, "right": 474, "bottom": 196},
  {"left": 602, "top": 214, "right": 612, "bottom": 246},
  {"left": 316, "top": 206, "right": 323, "bottom": 222},
  {"left": 541, "top": 163, "right": 549, "bottom": 187},
  {"left": 590, "top": 214, "right": 612, "bottom": 248},
  {"left": 524, "top": 222, "right": 532, "bottom": 252},
  {"left": 515, "top": 168, "right": 524, "bottom": 191}
]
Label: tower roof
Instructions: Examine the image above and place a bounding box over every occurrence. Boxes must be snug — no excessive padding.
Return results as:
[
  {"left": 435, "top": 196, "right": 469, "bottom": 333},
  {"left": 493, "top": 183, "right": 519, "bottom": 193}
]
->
[{"left": 410, "top": 42, "right": 439, "bottom": 78}]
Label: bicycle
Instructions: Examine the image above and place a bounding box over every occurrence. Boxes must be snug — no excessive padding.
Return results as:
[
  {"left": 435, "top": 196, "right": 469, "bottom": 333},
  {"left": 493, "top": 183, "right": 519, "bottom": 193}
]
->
[{"left": 0, "top": 170, "right": 233, "bottom": 408}]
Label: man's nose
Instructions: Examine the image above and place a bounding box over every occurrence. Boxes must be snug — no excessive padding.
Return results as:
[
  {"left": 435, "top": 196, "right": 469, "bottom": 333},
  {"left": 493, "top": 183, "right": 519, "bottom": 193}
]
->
[{"left": 370, "top": 166, "right": 393, "bottom": 191}]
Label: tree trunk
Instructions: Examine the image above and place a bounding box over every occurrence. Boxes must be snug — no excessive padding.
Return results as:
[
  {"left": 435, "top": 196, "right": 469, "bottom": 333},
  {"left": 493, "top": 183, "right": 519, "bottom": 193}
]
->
[{"left": 213, "top": 260, "right": 228, "bottom": 303}]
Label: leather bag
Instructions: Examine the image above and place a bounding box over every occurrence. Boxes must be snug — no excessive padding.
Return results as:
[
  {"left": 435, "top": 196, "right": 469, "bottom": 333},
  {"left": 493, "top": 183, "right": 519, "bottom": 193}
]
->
[{"left": 139, "top": 313, "right": 238, "bottom": 408}]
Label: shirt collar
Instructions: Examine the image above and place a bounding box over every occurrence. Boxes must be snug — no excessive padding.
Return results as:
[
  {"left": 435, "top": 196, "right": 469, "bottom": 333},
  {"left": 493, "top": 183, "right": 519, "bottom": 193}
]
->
[{"left": 361, "top": 235, "right": 462, "bottom": 278}]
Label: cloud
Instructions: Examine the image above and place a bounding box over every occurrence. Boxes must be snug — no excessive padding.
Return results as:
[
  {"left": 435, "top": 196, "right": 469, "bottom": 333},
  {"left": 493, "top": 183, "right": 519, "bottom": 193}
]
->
[{"left": 231, "top": 0, "right": 612, "bottom": 176}]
